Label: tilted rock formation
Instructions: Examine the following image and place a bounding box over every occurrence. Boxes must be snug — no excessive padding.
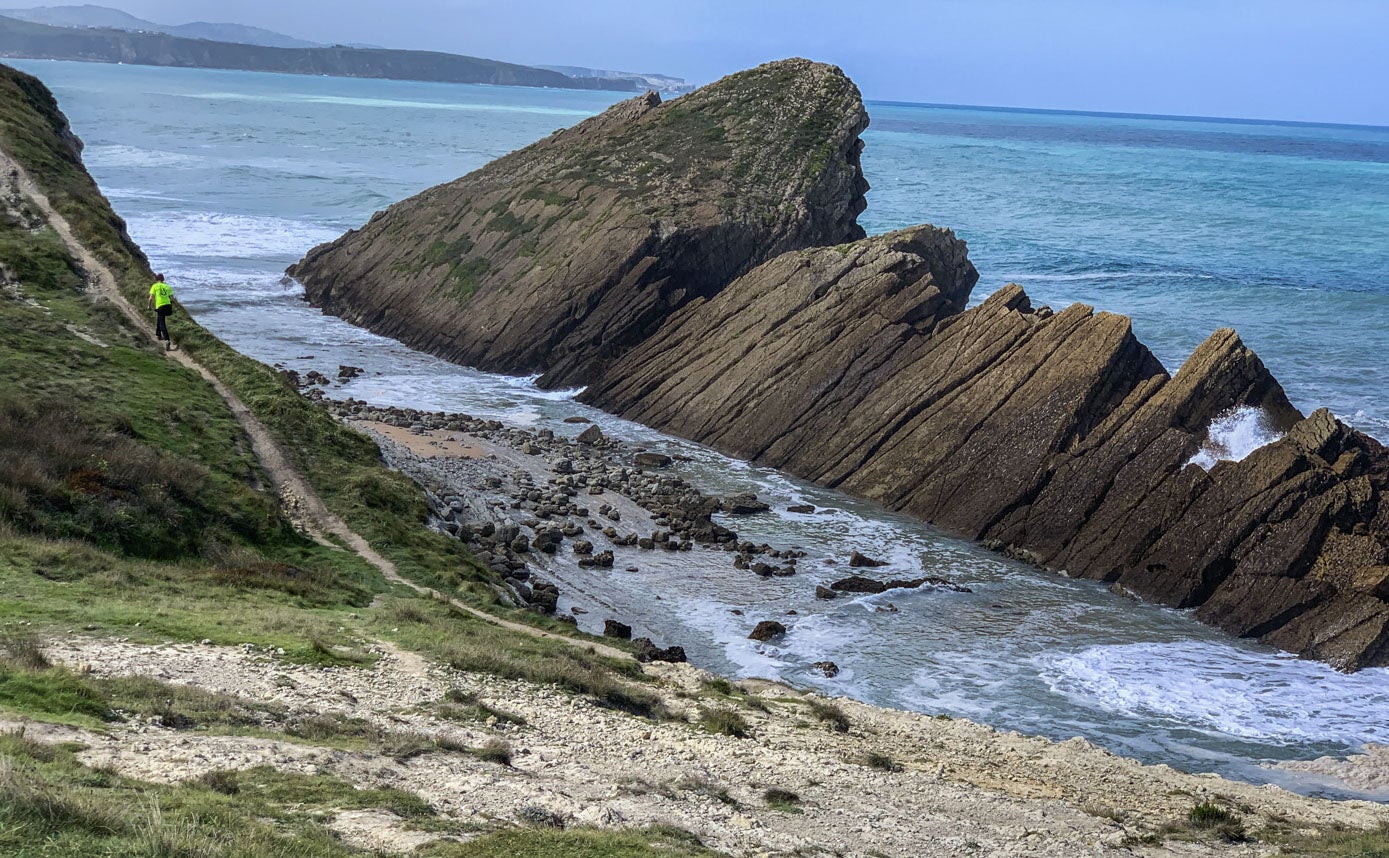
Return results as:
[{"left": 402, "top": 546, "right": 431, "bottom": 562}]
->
[
  {"left": 291, "top": 56, "right": 1388, "bottom": 668},
  {"left": 290, "top": 58, "right": 870, "bottom": 388},
  {"left": 581, "top": 229, "right": 1389, "bottom": 670}
]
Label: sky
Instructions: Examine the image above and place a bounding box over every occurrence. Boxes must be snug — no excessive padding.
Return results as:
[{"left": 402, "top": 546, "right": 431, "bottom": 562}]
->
[{"left": 42, "top": 0, "right": 1389, "bottom": 125}]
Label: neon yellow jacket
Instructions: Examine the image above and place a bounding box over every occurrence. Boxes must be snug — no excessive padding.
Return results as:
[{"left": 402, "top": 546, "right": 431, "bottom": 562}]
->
[{"left": 149, "top": 281, "right": 173, "bottom": 309}]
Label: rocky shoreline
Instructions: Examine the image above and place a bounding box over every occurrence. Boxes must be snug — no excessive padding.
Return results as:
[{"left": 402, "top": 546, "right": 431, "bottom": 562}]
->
[
  {"left": 19, "top": 634, "right": 1388, "bottom": 857},
  {"left": 317, "top": 396, "right": 965, "bottom": 668},
  {"left": 289, "top": 58, "right": 1389, "bottom": 670}
]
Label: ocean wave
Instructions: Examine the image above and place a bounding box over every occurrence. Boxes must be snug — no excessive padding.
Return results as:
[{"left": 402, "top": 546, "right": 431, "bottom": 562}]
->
[
  {"left": 184, "top": 91, "right": 598, "bottom": 117},
  {"left": 1186, "top": 405, "right": 1284, "bottom": 470},
  {"left": 1000, "top": 270, "right": 1217, "bottom": 283},
  {"left": 125, "top": 211, "right": 344, "bottom": 260},
  {"left": 85, "top": 144, "right": 206, "bottom": 169},
  {"left": 1037, "top": 641, "right": 1389, "bottom": 746}
]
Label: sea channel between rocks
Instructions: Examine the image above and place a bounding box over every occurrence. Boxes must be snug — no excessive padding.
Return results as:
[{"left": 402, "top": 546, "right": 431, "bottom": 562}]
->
[{"left": 320, "top": 389, "right": 964, "bottom": 670}]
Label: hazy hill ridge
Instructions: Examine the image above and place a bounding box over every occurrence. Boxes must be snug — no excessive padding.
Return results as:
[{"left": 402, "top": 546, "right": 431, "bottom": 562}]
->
[
  {"left": 0, "top": 13, "right": 639, "bottom": 90},
  {"left": 0, "top": 3, "right": 322, "bottom": 48}
]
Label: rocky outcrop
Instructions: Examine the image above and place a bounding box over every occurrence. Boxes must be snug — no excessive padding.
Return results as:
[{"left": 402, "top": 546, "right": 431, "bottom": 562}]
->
[
  {"left": 581, "top": 227, "right": 1389, "bottom": 670},
  {"left": 289, "top": 59, "right": 870, "bottom": 388},
  {"left": 288, "top": 53, "right": 1388, "bottom": 669}
]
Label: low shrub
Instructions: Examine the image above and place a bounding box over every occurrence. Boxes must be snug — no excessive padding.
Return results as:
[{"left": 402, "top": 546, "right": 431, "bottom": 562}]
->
[{"left": 697, "top": 707, "right": 750, "bottom": 738}]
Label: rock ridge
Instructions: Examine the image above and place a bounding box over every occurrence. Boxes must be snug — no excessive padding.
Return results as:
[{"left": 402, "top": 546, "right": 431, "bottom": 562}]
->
[
  {"left": 289, "top": 58, "right": 871, "bottom": 389},
  {"left": 287, "top": 56, "right": 1388, "bottom": 669},
  {"left": 580, "top": 226, "right": 1389, "bottom": 669}
]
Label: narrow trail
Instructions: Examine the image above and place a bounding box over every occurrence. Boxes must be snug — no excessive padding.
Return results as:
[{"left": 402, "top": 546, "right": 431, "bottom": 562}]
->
[{"left": 1, "top": 148, "right": 631, "bottom": 662}]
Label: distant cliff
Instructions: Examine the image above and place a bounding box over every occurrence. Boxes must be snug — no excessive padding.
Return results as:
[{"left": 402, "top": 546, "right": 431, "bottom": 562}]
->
[
  {"left": 0, "top": 15, "right": 637, "bottom": 91},
  {"left": 290, "top": 59, "right": 871, "bottom": 388}
]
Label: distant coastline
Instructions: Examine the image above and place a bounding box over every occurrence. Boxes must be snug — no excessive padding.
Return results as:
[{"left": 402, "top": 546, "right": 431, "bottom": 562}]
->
[{"left": 0, "top": 15, "right": 641, "bottom": 92}]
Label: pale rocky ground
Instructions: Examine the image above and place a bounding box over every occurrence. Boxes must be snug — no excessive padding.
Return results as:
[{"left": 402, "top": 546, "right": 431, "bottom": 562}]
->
[
  {"left": 1283, "top": 746, "right": 1389, "bottom": 795},
  {"left": 8, "top": 635, "right": 1387, "bottom": 858}
]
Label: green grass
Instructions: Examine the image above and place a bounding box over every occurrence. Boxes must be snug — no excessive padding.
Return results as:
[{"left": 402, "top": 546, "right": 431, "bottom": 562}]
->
[
  {"left": 696, "top": 707, "right": 750, "bottom": 739},
  {"left": 376, "top": 596, "right": 662, "bottom": 719},
  {"left": 0, "top": 533, "right": 388, "bottom": 664},
  {"left": 0, "top": 639, "right": 283, "bottom": 730},
  {"left": 806, "top": 698, "right": 849, "bottom": 733},
  {"left": 436, "top": 687, "right": 528, "bottom": 727},
  {"left": 1271, "top": 822, "right": 1389, "bottom": 856},
  {"left": 0, "top": 731, "right": 396, "bottom": 857},
  {"left": 422, "top": 827, "right": 724, "bottom": 857},
  {"left": 5, "top": 62, "right": 498, "bottom": 607},
  {"left": 856, "top": 751, "right": 901, "bottom": 773},
  {"left": 1184, "top": 801, "right": 1246, "bottom": 842},
  {"left": 762, "top": 788, "right": 802, "bottom": 814},
  {"left": 518, "top": 187, "right": 573, "bottom": 207}
]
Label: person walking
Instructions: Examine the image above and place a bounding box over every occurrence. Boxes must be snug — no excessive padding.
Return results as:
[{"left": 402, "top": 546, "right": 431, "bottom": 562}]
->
[{"left": 147, "top": 273, "right": 175, "bottom": 350}]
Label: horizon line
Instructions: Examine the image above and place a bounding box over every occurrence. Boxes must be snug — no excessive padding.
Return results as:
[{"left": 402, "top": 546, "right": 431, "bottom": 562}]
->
[{"left": 860, "top": 96, "right": 1389, "bottom": 133}]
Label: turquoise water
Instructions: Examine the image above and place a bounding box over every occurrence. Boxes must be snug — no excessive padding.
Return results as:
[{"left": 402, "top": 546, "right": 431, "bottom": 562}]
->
[
  {"left": 861, "top": 103, "right": 1389, "bottom": 439},
  {"left": 12, "top": 60, "right": 1389, "bottom": 795}
]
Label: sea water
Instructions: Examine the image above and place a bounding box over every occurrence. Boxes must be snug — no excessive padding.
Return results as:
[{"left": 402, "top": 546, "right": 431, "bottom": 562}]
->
[{"left": 12, "top": 59, "right": 1389, "bottom": 797}]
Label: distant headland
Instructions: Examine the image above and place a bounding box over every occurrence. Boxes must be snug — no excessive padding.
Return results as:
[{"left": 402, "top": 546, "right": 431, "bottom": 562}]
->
[{"left": 0, "top": 8, "right": 688, "bottom": 92}]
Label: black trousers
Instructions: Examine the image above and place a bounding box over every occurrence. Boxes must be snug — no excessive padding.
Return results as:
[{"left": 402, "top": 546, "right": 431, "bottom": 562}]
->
[{"left": 155, "top": 305, "right": 171, "bottom": 341}]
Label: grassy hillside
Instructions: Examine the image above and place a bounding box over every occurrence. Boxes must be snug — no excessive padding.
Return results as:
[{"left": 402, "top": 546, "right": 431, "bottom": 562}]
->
[{"left": 0, "top": 61, "right": 692, "bottom": 856}]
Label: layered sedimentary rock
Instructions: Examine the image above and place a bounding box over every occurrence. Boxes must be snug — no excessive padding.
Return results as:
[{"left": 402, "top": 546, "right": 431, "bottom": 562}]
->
[
  {"left": 292, "top": 56, "right": 1388, "bottom": 668},
  {"left": 290, "top": 58, "right": 870, "bottom": 388},
  {"left": 581, "top": 228, "right": 1389, "bottom": 670}
]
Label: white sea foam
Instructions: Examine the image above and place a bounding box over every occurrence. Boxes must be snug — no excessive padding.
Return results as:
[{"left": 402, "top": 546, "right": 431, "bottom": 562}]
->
[
  {"left": 85, "top": 144, "right": 205, "bottom": 169},
  {"left": 1186, "top": 405, "right": 1284, "bottom": 470},
  {"left": 102, "top": 187, "right": 191, "bottom": 202},
  {"left": 126, "top": 212, "right": 343, "bottom": 260},
  {"left": 1038, "top": 642, "right": 1389, "bottom": 746},
  {"left": 186, "top": 91, "right": 597, "bottom": 117},
  {"left": 1001, "top": 271, "right": 1216, "bottom": 283}
]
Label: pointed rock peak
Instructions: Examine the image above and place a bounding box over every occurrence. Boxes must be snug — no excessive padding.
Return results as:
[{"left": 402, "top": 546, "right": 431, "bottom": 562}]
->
[
  {"left": 867, "top": 225, "right": 979, "bottom": 310},
  {"left": 1166, "top": 327, "right": 1301, "bottom": 433},
  {"left": 548, "top": 89, "right": 663, "bottom": 143},
  {"left": 1284, "top": 407, "right": 1349, "bottom": 461},
  {"left": 981, "top": 283, "right": 1033, "bottom": 313}
]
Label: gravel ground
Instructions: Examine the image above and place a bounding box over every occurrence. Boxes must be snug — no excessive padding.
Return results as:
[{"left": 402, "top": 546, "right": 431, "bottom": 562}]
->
[{"left": 10, "top": 637, "right": 1386, "bottom": 858}]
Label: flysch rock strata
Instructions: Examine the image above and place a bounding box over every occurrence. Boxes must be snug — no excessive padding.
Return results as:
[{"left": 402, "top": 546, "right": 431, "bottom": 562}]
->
[
  {"left": 289, "top": 58, "right": 870, "bottom": 389},
  {"left": 580, "top": 226, "right": 1389, "bottom": 670},
  {"left": 288, "top": 52, "right": 1387, "bottom": 669}
]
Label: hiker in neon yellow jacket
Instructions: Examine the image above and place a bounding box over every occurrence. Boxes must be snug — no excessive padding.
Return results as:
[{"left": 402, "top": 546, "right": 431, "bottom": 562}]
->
[{"left": 147, "top": 274, "right": 175, "bottom": 349}]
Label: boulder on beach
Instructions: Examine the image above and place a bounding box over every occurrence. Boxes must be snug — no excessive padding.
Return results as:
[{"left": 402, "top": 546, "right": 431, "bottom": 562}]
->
[
  {"left": 633, "top": 451, "right": 673, "bottom": 469},
  {"left": 603, "top": 619, "right": 633, "bottom": 640},
  {"left": 723, "top": 493, "right": 771, "bottom": 515},
  {"left": 848, "top": 551, "right": 888, "bottom": 568},
  {"left": 748, "top": 620, "right": 787, "bottom": 642},
  {"left": 633, "top": 637, "right": 687, "bottom": 663}
]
